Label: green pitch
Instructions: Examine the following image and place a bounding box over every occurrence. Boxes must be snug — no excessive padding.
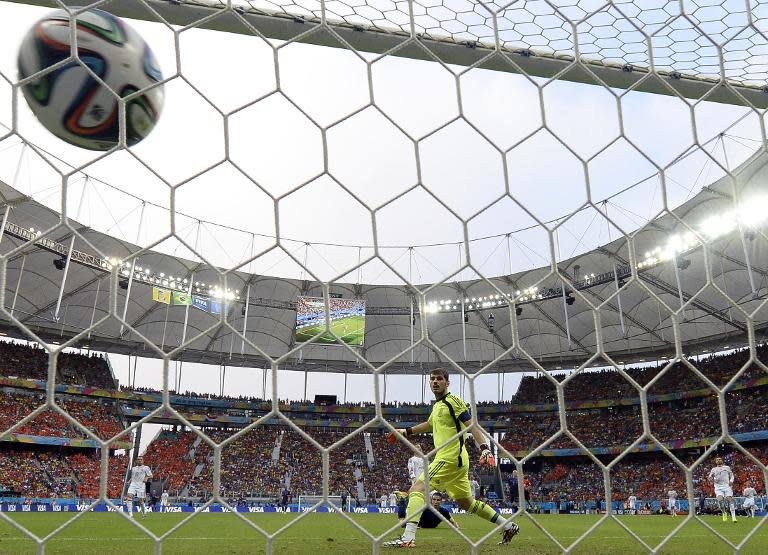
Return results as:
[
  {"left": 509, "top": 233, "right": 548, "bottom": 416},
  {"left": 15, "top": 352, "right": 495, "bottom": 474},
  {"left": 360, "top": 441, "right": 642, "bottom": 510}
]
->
[
  {"left": 295, "top": 315, "right": 365, "bottom": 345},
  {"left": 0, "top": 513, "right": 765, "bottom": 554}
]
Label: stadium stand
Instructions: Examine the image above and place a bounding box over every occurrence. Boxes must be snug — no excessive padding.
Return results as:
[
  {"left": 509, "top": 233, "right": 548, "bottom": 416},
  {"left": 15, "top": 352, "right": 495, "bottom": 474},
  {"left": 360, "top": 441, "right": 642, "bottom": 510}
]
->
[
  {"left": 0, "top": 341, "right": 116, "bottom": 388},
  {"left": 67, "top": 452, "right": 128, "bottom": 499},
  {"left": 0, "top": 340, "right": 765, "bottom": 506}
]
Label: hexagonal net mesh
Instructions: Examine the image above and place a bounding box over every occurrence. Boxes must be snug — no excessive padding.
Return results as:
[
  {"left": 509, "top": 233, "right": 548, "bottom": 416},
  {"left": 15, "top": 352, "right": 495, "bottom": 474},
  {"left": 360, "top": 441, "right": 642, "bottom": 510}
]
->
[{"left": 0, "top": 0, "right": 767, "bottom": 554}]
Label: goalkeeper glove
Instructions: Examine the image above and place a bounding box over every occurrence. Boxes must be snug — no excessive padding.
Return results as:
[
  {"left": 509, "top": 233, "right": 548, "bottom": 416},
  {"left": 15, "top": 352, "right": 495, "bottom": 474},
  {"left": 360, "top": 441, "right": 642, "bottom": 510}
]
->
[
  {"left": 386, "top": 428, "right": 412, "bottom": 444},
  {"left": 479, "top": 444, "right": 496, "bottom": 467}
]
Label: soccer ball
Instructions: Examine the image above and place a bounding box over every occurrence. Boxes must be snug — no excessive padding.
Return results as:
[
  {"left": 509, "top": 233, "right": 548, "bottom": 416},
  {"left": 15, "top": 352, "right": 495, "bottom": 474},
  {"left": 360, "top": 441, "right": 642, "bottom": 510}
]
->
[{"left": 17, "top": 9, "right": 164, "bottom": 151}]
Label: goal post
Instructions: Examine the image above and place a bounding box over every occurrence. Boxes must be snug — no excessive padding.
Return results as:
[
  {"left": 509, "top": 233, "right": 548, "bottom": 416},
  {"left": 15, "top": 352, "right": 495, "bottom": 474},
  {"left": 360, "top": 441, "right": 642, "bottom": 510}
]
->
[{"left": 6, "top": 0, "right": 768, "bottom": 108}]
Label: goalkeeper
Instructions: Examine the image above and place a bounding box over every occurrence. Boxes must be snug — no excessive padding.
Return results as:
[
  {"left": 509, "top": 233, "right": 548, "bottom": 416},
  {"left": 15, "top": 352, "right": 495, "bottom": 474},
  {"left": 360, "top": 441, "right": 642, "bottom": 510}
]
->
[{"left": 384, "top": 368, "right": 519, "bottom": 548}]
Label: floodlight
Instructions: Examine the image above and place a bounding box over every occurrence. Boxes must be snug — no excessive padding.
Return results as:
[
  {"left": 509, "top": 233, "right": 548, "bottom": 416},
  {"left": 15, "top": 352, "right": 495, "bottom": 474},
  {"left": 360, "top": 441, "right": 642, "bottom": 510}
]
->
[
  {"left": 737, "top": 198, "right": 767, "bottom": 226},
  {"left": 701, "top": 215, "right": 735, "bottom": 238}
]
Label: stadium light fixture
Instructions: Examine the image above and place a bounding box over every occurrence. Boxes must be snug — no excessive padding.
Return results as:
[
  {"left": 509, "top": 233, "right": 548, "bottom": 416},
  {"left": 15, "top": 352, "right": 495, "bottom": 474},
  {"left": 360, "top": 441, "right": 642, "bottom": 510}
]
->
[
  {"left": 639, "top": 194, "right": 768, "bottom": 270},
  {"left": 424, "top": 197, "right": 766, "bottom": 315},
  {"left": 677, "top": 258, "right": 691, "bottom": 271}
]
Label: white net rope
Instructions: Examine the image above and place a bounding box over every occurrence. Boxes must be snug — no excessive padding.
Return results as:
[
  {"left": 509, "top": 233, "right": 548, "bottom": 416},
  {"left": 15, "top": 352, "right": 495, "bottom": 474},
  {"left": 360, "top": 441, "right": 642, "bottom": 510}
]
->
[{"left": 0, "top": 0, "right": 766, "bottom": 554}]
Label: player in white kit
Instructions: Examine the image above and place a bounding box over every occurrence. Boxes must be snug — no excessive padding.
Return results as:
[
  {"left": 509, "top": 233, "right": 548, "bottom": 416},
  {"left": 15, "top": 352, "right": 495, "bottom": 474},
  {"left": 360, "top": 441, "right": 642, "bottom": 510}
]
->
[
  {"left": 126, "top": 456, "right": 153, "bottom": 518},
  {"left": 742, "top": 485, "right": 757, "bottom": 518},
  {"left": 708, "top": 456, "right": 736, "bottom": 523},
  {"left": 407, "top": 454, "right": 425, "bottom": 485},
  {"left": 160, "top": 490, "right": 170, "bottom": 512},
  {"left": 667, "top": 490, "right": 678, "bottom": 516},
  {"left": 627, "top": 492, "right": 637, "bottom": 513},
  {"left": 469, "top": 475, "right": 480, "bottom": 500}
]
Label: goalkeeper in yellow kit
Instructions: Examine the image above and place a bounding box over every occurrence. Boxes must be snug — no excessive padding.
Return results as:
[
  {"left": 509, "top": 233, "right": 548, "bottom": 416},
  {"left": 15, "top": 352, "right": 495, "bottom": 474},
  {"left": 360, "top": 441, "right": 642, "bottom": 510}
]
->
[{"left": 383, "top": 368, "right": 520, "bottom": 548}]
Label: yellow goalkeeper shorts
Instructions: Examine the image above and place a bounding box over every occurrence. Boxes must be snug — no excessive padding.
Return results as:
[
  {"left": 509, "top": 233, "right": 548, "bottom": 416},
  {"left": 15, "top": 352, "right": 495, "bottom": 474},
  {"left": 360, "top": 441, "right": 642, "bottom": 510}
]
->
[{"left": 417, "top": 458, "right": 472, "bottom": 500}]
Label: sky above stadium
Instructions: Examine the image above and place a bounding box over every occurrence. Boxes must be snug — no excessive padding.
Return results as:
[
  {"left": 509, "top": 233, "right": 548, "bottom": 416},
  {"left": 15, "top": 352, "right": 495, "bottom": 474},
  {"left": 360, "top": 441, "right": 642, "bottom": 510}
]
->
[{"left": 0, "top": 1, "right": 765, "bottom": 422}]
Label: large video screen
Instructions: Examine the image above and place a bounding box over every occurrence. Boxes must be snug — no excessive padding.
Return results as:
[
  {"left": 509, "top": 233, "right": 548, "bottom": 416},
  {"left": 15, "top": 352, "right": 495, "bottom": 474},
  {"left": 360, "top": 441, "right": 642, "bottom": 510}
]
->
[{"left": 294, "top": 296, "right": 366, "bottom": 346}]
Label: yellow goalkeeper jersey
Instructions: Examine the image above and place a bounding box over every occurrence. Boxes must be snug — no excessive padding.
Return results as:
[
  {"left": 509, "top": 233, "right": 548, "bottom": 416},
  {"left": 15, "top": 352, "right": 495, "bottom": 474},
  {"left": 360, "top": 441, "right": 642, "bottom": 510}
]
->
[{"left": 428, "top": 393, "right": 472, "bottom": 466}]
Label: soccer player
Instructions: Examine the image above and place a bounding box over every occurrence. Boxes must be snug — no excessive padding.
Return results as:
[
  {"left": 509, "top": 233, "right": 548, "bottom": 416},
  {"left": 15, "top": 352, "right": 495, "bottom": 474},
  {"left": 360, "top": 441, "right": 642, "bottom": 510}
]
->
[
  {"left": 280, "top": 488, "right": 290, "bottom": 511},
  {"left": 742, "top": 484, "right": 757, "bottom": 518},
  {"left": 469, "top": 475, "right": 480, "bottom": 500},
  {"left": 396, "top": 490, "right": 409, "bottom": 524},
  {"left": 160, "top": 489, "right": 169, "bottom": 512},
  {"left": 627, "top": 492, "right": 637, "bottom": 514},
  {"left": 708, "top": 456, "right": 737, "bottom": 523},
  {"left": 417, "top": 492, "right": 460, "bottom": 529},
  {"left": 126, "top": 455, "right": 152, "bottom": 518},
  {"left": 508, "top": 470, "right": 519, "bottom": 508},
  {"left": 667, "top": 489, "right": 677, "bottom": 516},
  {"left": 408, "top": 453, "right": 425, "bottom": 485},
  {"left": 383, "top": 368, "right": 519, "bottom": 548},
  {"left": 522, "top": 476, "right": 532, "bottom": 510},
  {"left": 389, "top": 491, "right": 397, "bottom": 508}
]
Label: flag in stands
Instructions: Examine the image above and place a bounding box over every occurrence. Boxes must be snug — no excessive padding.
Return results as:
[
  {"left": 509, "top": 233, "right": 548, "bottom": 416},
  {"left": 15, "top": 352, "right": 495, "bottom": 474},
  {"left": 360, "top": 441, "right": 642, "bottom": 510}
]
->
[
  {"left": 152, "top": 287, "right": 171, "bottom": 304},
  {"left": 172, "top": 291, "right": 192, "bottom": 305}
]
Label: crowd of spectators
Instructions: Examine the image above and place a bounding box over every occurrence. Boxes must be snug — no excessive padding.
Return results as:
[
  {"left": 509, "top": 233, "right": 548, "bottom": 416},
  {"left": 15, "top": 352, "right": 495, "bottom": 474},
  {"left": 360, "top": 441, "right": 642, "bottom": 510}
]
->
[
  {"left": 0, "top": 341, "right": 115, "bottom": 389},
  {"left": 121, "top": 384, "right": 438, "bottom": 410},
  {"left": 0, "top": 390, "right": 125, "bottom": 442},
  {"left": 36, "top": 452, "right": 77, "bottom": 497},
  {"left": 0, "top": 448, "right": 126, "bottom": 499},
  {"left": 189, "top": 427, "right": 285, "bottom": 499},
  {"left": 499, "top": 384, "right": 766, "bottom": 455},
  {"left": 0, "top": 450, "right": 58, "bottom": 497},
  {"left": 143, "top": 430, "right": 198, "bottom": 493},
  {"left": 66, "top": 451, "right": 127, "bottom": 498},
  {"left": 513, "top": 345, "right": 767, "bottom": 404},
  {"left": 185, "top": 428, "right": 369, "bottom": 500},
  {"left": 515, "top": 445, "right": 768, "bottom": 506}
]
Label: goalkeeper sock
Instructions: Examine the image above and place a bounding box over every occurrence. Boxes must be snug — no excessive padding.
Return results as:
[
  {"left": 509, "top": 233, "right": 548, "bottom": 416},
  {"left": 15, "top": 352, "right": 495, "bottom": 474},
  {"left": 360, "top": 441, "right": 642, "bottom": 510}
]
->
[
  {"left": 402, "top": 491, "right": 425, "bottom": 541},
  {"left": 468, "top": 499, "right": 507, "bottom": 527}
]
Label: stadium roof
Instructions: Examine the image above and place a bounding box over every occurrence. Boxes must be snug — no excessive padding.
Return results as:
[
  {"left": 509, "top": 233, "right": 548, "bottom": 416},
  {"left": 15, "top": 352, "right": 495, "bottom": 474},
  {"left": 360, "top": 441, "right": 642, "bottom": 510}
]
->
[{"left": 0, "top": 148, "right": 766, "bottom": 375}]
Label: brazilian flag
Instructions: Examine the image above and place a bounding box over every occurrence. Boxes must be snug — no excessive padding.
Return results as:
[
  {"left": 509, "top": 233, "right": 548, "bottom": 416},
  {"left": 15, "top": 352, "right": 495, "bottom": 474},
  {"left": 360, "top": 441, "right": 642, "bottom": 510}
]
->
[{"left": 172, "top": 291, "right": 192, "bottom": 306}]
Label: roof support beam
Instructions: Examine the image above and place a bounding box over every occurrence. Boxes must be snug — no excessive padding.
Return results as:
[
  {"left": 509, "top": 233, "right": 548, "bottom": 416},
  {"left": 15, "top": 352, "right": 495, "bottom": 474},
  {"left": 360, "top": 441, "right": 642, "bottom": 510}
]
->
[
  {"left": 599, "top": 248, "right": 748, "bottom": 334},
  {"left": 6, "top": 0, "right": 768, "bottom": 107}
]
